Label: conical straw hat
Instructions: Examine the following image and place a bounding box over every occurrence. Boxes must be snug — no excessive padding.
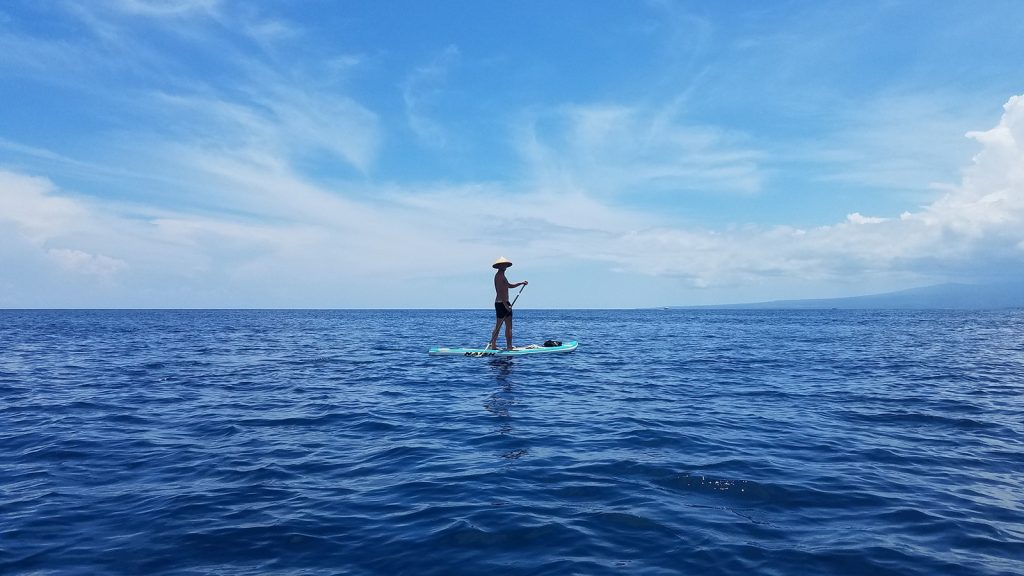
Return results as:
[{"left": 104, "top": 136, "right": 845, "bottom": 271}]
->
[{"left": 492, "top": 256, "right": 513, "bottom": 269}]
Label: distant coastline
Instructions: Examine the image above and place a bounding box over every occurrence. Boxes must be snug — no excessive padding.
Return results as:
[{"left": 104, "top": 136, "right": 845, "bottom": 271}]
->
[{"left": 674, "top": 282, "right": 1024, "bottom": 310}]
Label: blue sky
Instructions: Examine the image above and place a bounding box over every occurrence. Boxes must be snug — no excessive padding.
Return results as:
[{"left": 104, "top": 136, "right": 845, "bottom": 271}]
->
[{"left": 1, "top": 1, "right": 1023, "bottom": 308}]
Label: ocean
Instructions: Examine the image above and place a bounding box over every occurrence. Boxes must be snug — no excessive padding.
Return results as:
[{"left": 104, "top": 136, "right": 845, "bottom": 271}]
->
[{"left": 1, "top": 309, "right": 1022, "bottom": 575}]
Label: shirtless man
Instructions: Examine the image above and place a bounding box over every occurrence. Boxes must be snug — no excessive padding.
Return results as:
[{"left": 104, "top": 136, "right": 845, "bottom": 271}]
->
[{"left": 488, "top": 257, "right": 528, "bottom": 350}]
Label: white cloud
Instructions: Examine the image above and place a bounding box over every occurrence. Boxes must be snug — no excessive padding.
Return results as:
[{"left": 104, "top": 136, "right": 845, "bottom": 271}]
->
[
  {"left": 3, "top": 0, "right": 1021, "bottom": 306},
  {"left": 0, "top": 170, "right": 91, "bottom": 244},
  {"left": 2, "top": 93, "right": 1021, "bottom": 306},
  {"left": 906, "top": 96, "right": 1024, "bottom": 238},
  {"left": 152, "top": 80, "right": 381, "bottom": 175},
  {"left": 583, "top": 94, "right": 1024, "bottom": 287},
  {"left": 402, "top": 45, "right": 460, "bottom": 148},
  {"left": 799, "top": 91, "right": 993, "bottom": 195},
  {"left": 105, "top": 0, "right": 221, "bottom": 18},
  {"left": 846, "top": 213, "right": 888, "bottom": 225},
  {"left": 520, "top": 103, "right": 764, "bottom": 197},
  {"left": 47, "top": 248, "right": 127, "bottom": 277},
  {"left": 0, "top": 170, "right": 131, "bottom": 281}
]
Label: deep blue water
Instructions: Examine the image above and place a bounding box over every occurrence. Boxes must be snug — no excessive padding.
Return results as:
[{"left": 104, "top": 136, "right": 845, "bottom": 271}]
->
[{"left": 1, "top": 309, "right": 1022, "bottom": 575}]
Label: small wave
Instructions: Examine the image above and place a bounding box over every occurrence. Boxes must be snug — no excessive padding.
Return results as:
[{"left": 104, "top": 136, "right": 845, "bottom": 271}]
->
[
  {"left": 236, "top": 412, "right": 354, "bottom": 428},
  {"left": 844, "top": 409, "right": 1001, "bottom": 431}
]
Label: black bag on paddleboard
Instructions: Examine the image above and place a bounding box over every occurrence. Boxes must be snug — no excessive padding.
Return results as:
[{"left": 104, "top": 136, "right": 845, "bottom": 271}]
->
[{"left": 543, "top": 340, "right": 562, "bottom": 347}]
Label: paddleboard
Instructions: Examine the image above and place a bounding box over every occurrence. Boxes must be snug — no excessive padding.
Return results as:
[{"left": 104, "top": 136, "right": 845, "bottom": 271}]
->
[{"left": 429, "top": 340, "right": 578, "bottom": 356}]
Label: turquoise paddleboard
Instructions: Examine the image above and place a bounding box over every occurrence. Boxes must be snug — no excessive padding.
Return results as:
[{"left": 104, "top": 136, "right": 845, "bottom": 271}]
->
[{"left": 429, "top": 340, "right": 578, "bottom": 356}]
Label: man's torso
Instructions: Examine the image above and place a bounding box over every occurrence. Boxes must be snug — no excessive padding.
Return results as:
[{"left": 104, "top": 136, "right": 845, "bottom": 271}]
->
[{"left": 494, "top": 271, "right": 509, "bottom": 302}]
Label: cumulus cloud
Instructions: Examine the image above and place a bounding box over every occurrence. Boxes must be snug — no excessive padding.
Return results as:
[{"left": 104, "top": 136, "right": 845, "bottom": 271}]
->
[
  {"left": 914, "top": 94, "right": 1024, "bottom": 236},
  {"left": 0, "top": 170, "right": 91, "bottom": 244},
  {"left": 0, "top": 170, "right": 130, "bottom": 280}
]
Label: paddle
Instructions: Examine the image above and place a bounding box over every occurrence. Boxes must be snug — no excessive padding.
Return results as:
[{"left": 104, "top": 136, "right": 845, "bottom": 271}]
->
[{"left": 509, "top": 283, "right": 525, "bottom": 308}]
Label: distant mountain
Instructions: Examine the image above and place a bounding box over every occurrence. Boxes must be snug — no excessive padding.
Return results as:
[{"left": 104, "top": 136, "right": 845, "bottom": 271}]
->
[{"left": 681, "top": 283, "right": 1024, "bottom": 310}]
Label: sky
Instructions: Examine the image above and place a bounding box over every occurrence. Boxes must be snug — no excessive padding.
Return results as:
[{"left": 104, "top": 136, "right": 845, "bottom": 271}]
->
[{"left": 1, "top": 0, "right": 1023, "bottom": 308}]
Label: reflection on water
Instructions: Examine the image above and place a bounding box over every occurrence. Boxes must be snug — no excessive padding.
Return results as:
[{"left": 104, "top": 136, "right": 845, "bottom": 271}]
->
[
  {"left": 488, "top": 356, "right": 514, "bottom": 384},
  {"left": 483, "top": 358, "right": 526, "bottom": 458}
]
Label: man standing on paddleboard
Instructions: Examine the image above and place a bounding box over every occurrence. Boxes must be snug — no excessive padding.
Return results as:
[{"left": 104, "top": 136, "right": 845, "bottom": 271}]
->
[{"left": 488, "top": 257, "right": 528, "bottom": 350}]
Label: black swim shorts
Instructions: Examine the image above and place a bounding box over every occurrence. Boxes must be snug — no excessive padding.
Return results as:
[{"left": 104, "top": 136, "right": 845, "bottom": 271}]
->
[{"left": 495, "top": 301, "right": 512, "bottom": 319}]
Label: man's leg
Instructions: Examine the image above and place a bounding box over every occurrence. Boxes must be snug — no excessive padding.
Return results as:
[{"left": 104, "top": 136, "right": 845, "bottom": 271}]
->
[
  {"left": 488, "top": 317, "right": 503, "bottom": 349},
  {"left": 504, "top": 316, "right": 513, "bottom": 350}
]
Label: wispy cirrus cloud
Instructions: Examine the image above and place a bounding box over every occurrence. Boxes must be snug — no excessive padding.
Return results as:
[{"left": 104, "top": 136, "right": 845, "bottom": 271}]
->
[
  {"left": 519, "top": 103, "right": 764, "bottom": 197},
  {"left": 152, "top": 83, "right": 381, "bottom": 175},
  {"left": 2, "top": 0, "right": 379, "bottom": 180},
  {"left": 95, "top": 0, "right": 299, "bottom": 50},
  {"left": 105, "top": 0, "right": 222, "bottom": 18},
  {"left": 402, "top": 44, "right": 460, "bottom": 149},
  {"left": 794, "top": 91, "right": 995, "bottom": 196}
]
